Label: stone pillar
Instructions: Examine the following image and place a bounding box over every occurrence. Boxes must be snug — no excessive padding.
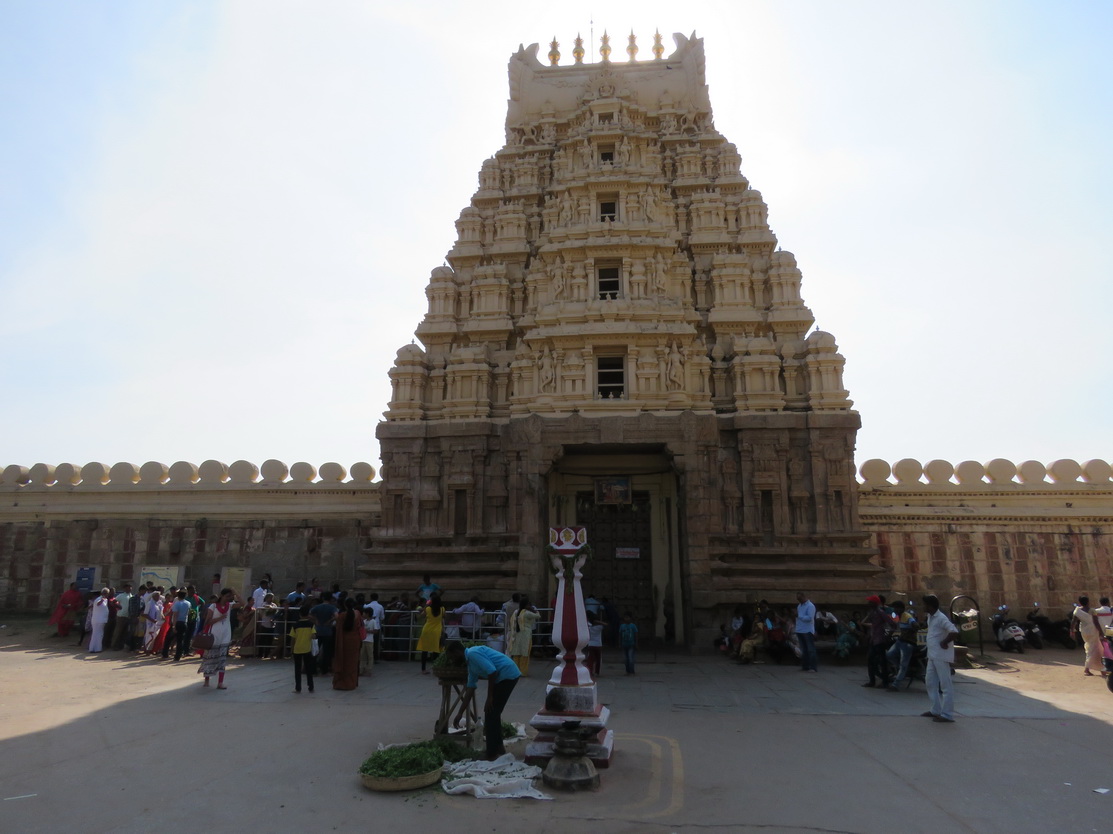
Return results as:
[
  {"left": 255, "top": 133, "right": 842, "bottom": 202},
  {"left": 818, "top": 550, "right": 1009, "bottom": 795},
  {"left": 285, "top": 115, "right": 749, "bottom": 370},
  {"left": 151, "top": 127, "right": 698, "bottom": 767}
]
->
[
  {"left": 526, "top": 526, "right": 614, "bottom": 768},
  {"left": 547, "top": 538, "right": 592, "bottom": 688}
]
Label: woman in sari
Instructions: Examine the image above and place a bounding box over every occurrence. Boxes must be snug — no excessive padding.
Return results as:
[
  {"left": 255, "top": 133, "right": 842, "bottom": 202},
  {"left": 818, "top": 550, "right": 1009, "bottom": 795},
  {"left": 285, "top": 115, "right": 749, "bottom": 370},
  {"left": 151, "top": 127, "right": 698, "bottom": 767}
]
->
[
  {"left": 141, "top": 591, "right": 164, "bottom": 654},
  {"left": 736, "top": 616, "right": 766, "bottom": 664},
  {"left": 332, "top": 598, "right": 362, "bottom": 690},
  {"left": 416, "top": 594, "right": 444, "bottom": 673},
  {"left": 236, "top": 597, "right": 257, "bottom": 657},
  {"left": 835, "top": 615, "right": 860, "bottom": 660},
  {"left": 151, "top": 591, "right": 174, "bottom": 656},
  {"left": 199, "top": 588, "right": 238, "bottom": 689},
  {"left": 48, "top": 583, "right": 84, "bottom": 638},
  {"left": 508, "top": 595, "right": 540, "bottom": 675}
]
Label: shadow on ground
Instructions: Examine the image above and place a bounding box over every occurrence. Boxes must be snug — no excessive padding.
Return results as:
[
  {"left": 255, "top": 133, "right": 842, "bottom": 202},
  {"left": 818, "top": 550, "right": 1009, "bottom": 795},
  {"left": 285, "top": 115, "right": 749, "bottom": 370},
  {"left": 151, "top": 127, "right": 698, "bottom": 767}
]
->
[{"left": 2, "top": 616, "right": 1112, "bottom": 834}]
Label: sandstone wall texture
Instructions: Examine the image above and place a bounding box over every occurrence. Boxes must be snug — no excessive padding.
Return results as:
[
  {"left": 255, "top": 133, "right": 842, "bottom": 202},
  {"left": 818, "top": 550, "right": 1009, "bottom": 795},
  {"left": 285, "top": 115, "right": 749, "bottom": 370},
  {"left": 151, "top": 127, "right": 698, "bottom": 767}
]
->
[
  {"left": 4, "top": 456, "right": 1111, "bottom": 635},
  {"left": 859, "top": 457, "right": 1113, "bottom": 616},
  {"left": 0, "top": 460, "right": 380, "bottom": 610}
]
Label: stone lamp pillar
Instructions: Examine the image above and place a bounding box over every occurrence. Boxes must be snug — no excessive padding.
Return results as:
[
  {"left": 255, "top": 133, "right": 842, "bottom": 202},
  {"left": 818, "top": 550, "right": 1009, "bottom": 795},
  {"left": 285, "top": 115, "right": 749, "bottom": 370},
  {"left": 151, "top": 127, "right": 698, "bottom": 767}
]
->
[{"left": 526, "top": 527, "right": 614, "bottom": 768}]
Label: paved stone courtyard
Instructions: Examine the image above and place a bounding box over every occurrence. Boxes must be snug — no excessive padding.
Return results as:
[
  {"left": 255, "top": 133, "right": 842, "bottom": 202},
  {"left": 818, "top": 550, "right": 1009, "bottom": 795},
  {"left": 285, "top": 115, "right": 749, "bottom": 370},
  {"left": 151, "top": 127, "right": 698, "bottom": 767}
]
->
[{"left": 2, "top": 619, "right": 1111, "bottom": 833}]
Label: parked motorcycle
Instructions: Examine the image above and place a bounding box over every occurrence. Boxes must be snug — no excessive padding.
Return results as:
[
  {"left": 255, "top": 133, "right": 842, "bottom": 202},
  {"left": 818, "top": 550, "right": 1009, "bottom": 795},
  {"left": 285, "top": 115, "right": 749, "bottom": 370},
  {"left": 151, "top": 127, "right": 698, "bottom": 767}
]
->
[
  {"left": 1020, "top": 615, "right": 1043, "bottom": 649},
  {"left": 1027, "top": 603, "right": 1076, "bottom": 649},
  {"left": 992, "top": 605, "right": 1026, "bottom": 653}
]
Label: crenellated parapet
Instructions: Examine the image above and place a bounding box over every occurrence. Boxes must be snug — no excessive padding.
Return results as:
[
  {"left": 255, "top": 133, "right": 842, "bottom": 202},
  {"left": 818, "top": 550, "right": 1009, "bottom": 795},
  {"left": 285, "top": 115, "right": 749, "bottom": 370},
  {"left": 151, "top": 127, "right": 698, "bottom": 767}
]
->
[
  {"left": 858, "top": 458, "right": 1112, "bottom": 490},
  {"left": 0, "top": 459, "right": 378, "bottom": 490},
  {"left": 857, "top": 458, "right": 1113, "bottom": 617}
]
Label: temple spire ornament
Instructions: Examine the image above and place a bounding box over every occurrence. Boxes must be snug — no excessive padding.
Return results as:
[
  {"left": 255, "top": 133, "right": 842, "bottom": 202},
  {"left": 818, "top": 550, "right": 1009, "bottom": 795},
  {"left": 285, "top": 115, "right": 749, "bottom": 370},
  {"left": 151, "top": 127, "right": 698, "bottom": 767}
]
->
[
  {"left": 599, "top": 30, "right": 611, "bottom": 63},
  {"left": 626, "top": 31, "right": 638, "bottom": 62},
  {"left": 652, "top": 29, "right": 665, "bottom": 60},
  {"left": 572, "top": 33, "right": 585, "bottom": 64},
  {"left": 548, "top": 37, "right": 560, "bottom": 66}
]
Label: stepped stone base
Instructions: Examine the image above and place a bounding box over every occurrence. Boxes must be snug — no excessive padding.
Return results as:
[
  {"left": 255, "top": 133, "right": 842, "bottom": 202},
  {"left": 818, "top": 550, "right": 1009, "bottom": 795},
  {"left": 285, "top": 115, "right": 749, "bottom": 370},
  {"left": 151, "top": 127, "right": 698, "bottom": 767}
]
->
[
  {"left": 527, "top": 728, "right": 615, "bottom": 769},
  {"left": 527, "top": 702, "right": 614, "bottom": 768}
]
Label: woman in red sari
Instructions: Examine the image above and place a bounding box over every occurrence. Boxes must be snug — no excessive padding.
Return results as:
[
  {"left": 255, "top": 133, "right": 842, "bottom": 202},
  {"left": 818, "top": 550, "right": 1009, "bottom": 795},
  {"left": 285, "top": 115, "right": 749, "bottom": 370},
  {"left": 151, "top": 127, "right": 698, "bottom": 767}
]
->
[
  {"left": 48, "top": 583, "right": 84, "bottom": 638},
  {"left": 332, "top": 598, "right": 362, "bottom": 690},
  {"left": 151, "top": 591, "right": 174, "bottom": 656}
]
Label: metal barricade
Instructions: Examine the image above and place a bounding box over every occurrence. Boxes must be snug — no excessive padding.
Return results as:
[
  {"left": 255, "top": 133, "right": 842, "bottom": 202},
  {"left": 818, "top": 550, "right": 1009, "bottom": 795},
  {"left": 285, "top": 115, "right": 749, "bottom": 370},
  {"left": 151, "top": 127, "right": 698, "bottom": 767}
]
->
[{"left": 376, "top": 606, "right": 558, "bottom": 662}]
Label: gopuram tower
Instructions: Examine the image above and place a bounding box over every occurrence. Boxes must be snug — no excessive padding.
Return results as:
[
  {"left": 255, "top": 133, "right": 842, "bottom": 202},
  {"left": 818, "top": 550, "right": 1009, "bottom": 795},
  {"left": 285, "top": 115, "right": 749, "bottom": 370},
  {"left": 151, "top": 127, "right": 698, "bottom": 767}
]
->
[{"left": 367, "top": 32, "right": 879, "bottom": 646}]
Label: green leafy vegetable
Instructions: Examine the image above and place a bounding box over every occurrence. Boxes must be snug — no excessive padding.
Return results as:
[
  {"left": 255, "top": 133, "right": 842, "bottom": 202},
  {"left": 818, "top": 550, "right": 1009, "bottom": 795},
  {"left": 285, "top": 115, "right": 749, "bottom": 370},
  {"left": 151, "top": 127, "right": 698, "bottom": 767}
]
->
[{"left": 359, "top": 739, "right": 474, "bottom": 778}]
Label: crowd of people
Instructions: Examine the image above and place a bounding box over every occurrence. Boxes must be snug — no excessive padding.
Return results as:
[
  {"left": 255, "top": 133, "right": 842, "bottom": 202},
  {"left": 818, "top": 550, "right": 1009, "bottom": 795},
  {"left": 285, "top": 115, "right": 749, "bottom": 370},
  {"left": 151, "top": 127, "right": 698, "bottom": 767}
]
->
[
  {"left": 716, "top": 591, "right": 961, "bottom": 719},
  {"left": 43, "top": 571, "right": 1113, "bottom": 737},
  {"left": 716, "top": 588, "right": 1113, "bottom": 722},
  {"left": 43, "top": 573, "right": 607, "bottom": 692}
]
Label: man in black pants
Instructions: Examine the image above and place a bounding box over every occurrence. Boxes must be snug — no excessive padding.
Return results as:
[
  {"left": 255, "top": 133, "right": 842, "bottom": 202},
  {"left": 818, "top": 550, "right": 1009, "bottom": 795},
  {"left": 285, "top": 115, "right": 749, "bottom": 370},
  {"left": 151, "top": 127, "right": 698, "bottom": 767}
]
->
[
  {"left": 862, "top": 595, "right": 892, "bottom": 688},
  {"left": 309, "top": 592, "right": 339, "bottom": 674},
  {"left": 448, "top": 641, "right": 522, "bottom": 760},
  {"left": 164, "top": 590, "right": 193, "bottom": 661}
]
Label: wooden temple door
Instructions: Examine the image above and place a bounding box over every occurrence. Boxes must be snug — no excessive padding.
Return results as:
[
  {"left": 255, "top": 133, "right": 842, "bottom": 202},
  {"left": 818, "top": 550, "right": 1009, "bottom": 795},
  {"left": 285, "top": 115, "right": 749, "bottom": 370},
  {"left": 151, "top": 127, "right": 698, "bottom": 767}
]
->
[{"left": 574, "top": 490, "right": 654, "bottom": 631}]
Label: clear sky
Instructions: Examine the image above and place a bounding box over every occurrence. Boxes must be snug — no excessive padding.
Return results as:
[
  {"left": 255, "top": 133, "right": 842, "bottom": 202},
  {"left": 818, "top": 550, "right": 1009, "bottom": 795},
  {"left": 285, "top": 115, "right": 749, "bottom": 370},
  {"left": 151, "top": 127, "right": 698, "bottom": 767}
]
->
[{"left": 2, "top": 0, "right": 1110, "bottom": 478}]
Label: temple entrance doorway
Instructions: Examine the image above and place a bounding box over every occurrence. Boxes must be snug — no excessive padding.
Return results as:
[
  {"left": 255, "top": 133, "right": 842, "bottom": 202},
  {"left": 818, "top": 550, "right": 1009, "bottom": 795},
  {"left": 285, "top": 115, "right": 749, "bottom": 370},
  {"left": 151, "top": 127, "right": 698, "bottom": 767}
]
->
[
  {"left": 546, "top": 445, "right": 684, "bottom": 644},
  {"left": 574, "top": 490, "right": 654, "bottom": 632}
]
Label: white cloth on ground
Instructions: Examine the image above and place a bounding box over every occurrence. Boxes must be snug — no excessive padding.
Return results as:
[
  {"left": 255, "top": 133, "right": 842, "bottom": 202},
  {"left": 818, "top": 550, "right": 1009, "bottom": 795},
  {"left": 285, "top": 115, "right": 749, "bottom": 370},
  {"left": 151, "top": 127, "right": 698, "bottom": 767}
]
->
[{"left": 441, "top": 754, "right": 550, "bottom": 800}]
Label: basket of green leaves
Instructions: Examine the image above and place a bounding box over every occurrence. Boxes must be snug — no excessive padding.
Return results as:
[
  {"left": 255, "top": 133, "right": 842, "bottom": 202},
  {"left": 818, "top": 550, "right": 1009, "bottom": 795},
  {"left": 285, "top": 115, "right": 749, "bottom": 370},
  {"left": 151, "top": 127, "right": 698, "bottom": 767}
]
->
[{"left": 358, "top": 740, "right": 472, "bottom": 792}]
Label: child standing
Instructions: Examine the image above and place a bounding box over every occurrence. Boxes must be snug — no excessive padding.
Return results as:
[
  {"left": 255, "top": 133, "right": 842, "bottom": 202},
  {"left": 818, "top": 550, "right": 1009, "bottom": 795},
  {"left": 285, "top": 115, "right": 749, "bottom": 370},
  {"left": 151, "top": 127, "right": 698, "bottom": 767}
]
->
[
  {"left": 360, "top": 609, "right": 377, "bottom": 676},
  {"left": 585, "top": 613, "right": 605, "bottom": 677},
  {"left": 290, "top": 604, "right": 316, "bottom": 694},
  {"left": 620, "top": 613, "right": 638, "bottom": 675}
]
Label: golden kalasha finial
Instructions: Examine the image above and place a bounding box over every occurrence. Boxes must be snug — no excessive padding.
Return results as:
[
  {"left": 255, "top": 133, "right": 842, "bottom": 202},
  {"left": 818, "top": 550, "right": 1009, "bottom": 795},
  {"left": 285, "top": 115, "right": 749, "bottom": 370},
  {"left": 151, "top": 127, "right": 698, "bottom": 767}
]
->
[
  {"left": 572, "top": 33, "right": 585, "bottom": 64},
  {"left": 652, "top": 29, "right": 665, "bottom": 60},
  {"left": 627, "top": 31, "right": 638, "bottom": 62},
  {"left": 600, "top": 30, "right": 612, "bottom": 63},
  {"left": 548, "top": 37, "right": 560, "bottom": 66}
]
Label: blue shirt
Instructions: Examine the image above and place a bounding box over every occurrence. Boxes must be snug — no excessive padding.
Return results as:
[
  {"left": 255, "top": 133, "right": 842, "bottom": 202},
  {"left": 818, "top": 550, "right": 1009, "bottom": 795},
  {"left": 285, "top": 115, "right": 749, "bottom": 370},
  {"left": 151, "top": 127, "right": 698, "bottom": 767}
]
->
[
  {"left": 310, "top": 602, "right": 338, "bottom": 636},
  {"left": 795, "top": 600, "right": 816, "bottom": 634},
  {"left": 171, "top": 599, "right": 192, "bottom": 623},
  {"left": 464, "top": 645, "right": 522, "bottom": 689}
]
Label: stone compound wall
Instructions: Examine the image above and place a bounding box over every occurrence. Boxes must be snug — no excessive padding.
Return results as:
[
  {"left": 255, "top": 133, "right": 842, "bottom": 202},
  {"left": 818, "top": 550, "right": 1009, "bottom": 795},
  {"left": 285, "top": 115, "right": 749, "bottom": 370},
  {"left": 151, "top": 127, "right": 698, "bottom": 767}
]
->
[
  {"left": 5, "top": 455, "right": 1112, "bottom": 626},
  {"left": 859, "top": 458, "right": 1113, "bottom": 615},
  {"left": 0, "top": 460, "right": 380, "bottom": 611}
]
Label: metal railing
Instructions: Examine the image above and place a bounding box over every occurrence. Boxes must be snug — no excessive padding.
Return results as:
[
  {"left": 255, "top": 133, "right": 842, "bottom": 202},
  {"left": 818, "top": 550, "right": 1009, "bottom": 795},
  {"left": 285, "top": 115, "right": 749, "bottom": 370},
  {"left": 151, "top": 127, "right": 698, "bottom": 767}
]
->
[
  {"left": 378, "top": 607, "right": 556, "bottom": 662},
  {"left": 226, "top": 605, "right": 560, "bottom": 662}
]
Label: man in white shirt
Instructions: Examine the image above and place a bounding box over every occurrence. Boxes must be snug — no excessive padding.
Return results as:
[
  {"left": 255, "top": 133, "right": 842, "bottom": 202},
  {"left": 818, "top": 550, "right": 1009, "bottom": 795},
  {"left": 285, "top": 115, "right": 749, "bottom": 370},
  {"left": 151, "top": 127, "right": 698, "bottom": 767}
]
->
[
  {"left": 921, "top": 594, "right": 959, "bottom": 723},
  {"left": 1093, "top": 596, "right": 1113, "bottom": 639},
  {"left": 364, "top": 593, "right": 386, "bottom": 662},
  {"left": 454, "top": 597, "right": 485, "bottom": 640},
  {"left": 111, "top": 584, "right": 133, "bottom": 650},
  {"left": 252, "top": 580, "right": 270, "bottom": 610},
  {"left": 88, "top": 588, "right": 111, "bottom": 652},
  {"left": 1071, "top": 596, "right": 1104, "bottom": 676},
  {"left": 795, "top": 591, "right": 818, "bottom": 672}
]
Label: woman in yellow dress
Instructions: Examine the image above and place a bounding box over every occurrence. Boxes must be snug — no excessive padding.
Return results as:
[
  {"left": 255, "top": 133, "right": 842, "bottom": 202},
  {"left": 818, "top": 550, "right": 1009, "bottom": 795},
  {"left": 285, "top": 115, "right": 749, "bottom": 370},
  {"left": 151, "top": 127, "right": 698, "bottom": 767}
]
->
[
  {"left": 416, "top": 594, "right": 444, "bottom": 674},
  {"left": 508, "top": 595, "right": 540, "bottom": 675}
]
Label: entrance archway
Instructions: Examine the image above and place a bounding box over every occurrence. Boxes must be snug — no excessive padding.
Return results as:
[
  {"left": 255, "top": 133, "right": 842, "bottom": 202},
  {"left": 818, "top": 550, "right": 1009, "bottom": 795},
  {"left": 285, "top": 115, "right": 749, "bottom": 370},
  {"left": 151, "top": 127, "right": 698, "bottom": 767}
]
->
[{"left": 546, "top": 444, "right": 684, "bottom": 644}]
